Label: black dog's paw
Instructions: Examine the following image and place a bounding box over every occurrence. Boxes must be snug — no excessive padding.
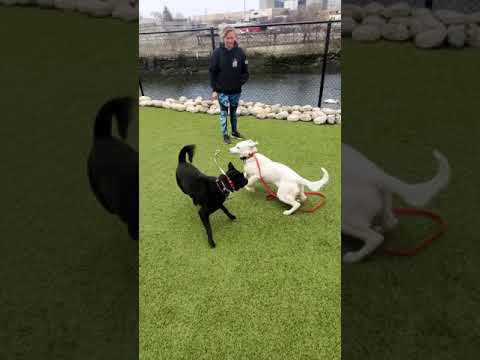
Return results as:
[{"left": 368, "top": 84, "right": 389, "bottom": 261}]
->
[
  {"left": 230, "top": 215, "right": 237, "bottom": 221},
  {"left": 209, "top": 242, "right": 216, "bottom": 248}
]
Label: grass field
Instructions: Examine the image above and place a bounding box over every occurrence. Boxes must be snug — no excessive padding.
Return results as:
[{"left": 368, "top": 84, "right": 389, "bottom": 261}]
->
[
  {"left": 139, "top": 109, "right": 341, "bottom": 359},
  {"left": 1, "top": 6, "right": 138, "bottom": 359},
  {"left": 342, "top": 39, "right": 480, "bottom": 359}
]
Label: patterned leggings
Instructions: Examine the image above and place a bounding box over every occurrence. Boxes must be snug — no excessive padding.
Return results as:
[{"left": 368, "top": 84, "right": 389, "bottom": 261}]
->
[{"left": 218, "top": 93, "right": 241, "bottom": 135}]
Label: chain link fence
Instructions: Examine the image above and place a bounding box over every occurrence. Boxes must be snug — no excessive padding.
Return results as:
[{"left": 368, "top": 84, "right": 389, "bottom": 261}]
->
[{"left": 139, "top": 21, "right": 341, "bottom": 108}]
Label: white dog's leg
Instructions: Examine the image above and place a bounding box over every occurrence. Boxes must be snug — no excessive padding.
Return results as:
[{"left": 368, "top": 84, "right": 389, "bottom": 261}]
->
[
  {"left": 342, "top": 224, "right": 384, "bottom": 263},
  {"left": 245, "top": 175, "right": 259, "bottom": 192},
  {"left": 381, "top": 192, "right": 398, "bottom": 231},
  {"left": 299, "top": 185, "right": 308, "bottom": 203},
  {"left": 374, "top": 191, "right": 399, "bottom": 233},
  {"left": 277, "top": 186, "right": 301, "bottom": 215}
]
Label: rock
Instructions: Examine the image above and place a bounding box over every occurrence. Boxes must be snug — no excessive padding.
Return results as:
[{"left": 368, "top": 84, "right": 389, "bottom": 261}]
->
[
  {"left": 363, "top": 15, "right": 386, "bottom": 27},
  {"left": 151, "top": 100, "right": 163, "bottom": 108},
  {"left": 447, "top": 25, "right": 466, "bottom": 48},
  {"left": 409, "top": 17, "right": 423, "bottom": 36},
  {"left": 327, "top": 115, "right": 336, "bottom": 124},
  {"left": 434, "top": 9, "right": 467, "bottom": 26},
  {"left": 267, "top": 113, "right": 277, "bottom": 119},
  {"left": 112, "top": 1, "right": 138, "bottom": 21},
  {"left": 275, "top": 111, "right": 289, "bottom": 120},
  {"left": 467, "top": 24, "right": 480, "bottom": 47},
  {"left": 382, "top": 2, "right": 411, "bottom": 19},
  {"left": 313, "top": 113, "right": 327, "bottom": 124},
  {"left": 382, "top": 23, "right": 410, "bottom": 41},
  {"left": 352, "top": 24, "right": 381, "bottom": 42},
  {"left": 291, "top": 110, "right": 302, "bottom": 116},
  {"left": 343, "top": 4, "right": 366, "bottom": 22},
  {"left": 256, "top": 113, "right": 267, "bottom": 119},
  {"left": 322, "top": 108, "right": 340, "bottom": 115},
  {"left": 54, "top": 0, "right": 77, "bottom": 11},
  {"left": 410, "top": 15, "right": 446, "bottom": 36},
  {"left": 336, "top": 114, "right": 342, "bottom": 124},
  {"left": 411, "top": 7, "right": 431, "bottom": 17},
  {"left": 175, "top": 104, "right": 187, "bottom": 112},
  {"left": 364, "top": 2, "right": 384, "bottom": 16},
  {"left": 415, "top": 28, "right": 447, "bottom": 48},
  {"left": 287, "top": 114, "right": 300, "bottom": 122},
  {"left": 179, "top": 96, "right": 188, "bottom": 103},
  {"left": 300, "top": 113, "right": 312, "bottom": 122},
  {"left": 139, "top": 96, "right": 152, "bottom": 102},
  {"left": 468, "top": 12, "right": 480, "bottom": 24},
  {"left": 389, "top": 17, "right": 411, "bottom": 26},
  {"left": 78, "top": 1, "right": 113, "bottom": 17},
  {"left": 37, "top": 0, "right": 55, "bottom": 8},
  {"left": 302, "top": 105, "right": 313, "bottom": 111},
  {"left": 250, "top": 107, "right": 266, "bottom": 116}
]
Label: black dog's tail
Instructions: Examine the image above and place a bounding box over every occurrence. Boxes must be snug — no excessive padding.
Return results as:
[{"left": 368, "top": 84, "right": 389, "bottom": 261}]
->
[
  {"left": 178, "top": 145, "right": 195, "bottom": 164},
  {"left": 94, "top": 97, "right": 135, "bottom": 141}
]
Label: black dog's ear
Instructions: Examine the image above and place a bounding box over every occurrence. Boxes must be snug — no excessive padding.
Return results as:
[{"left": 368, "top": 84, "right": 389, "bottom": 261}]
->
[{"left": 228, "top": 162, "right": 234, "bottom": 170}]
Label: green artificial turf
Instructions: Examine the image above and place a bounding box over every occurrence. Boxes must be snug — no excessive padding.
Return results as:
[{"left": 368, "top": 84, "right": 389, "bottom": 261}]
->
[
  {"left": 1, "top": 6, "right": 137, "bottom": 359},
  {"left": 342, "top": 39, "right": 480, "bottom": 359},
  {"left": 139, "top": 108, "right": 341, "bottom": 360}
]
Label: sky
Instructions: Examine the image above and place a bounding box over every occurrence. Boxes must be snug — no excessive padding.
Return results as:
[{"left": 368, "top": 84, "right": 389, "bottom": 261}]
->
[{"left": 140, "top": 0, "right": 260, "bottom": 18}]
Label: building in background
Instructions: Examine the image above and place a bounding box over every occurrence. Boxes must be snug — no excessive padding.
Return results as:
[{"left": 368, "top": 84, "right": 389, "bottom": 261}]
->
[
  {"left": 298, "top": 0, "right": 307, "bottom": 9},
  {"left": 284, "top": 0, "right": 298, "bottom": 10},
  {"left": 259, "top": 0, "right": 275, "bottom": 9}
]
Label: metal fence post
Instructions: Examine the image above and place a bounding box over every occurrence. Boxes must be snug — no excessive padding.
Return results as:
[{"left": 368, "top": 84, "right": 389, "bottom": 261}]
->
[
  {"left": 139, "top": 78, "right": 145, "bottom": 97},
  {"left": 318, "top": 21, "right": 332, "bottom": 108},
  {"left": 425, "top": 0, "right": 433, "bottom": 9},
  {"left": 210, "top": 27, "right": 216, "bottom": 51}
]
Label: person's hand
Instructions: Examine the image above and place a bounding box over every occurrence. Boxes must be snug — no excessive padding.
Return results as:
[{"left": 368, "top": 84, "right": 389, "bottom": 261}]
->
[{"left": 212, "top": 91, "right": 218, "bottom": 101}]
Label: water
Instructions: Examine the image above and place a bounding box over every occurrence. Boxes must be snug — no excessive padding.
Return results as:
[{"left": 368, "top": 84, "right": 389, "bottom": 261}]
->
[{"left": 140, "top": 71, "right": 341, "bottom": 108}]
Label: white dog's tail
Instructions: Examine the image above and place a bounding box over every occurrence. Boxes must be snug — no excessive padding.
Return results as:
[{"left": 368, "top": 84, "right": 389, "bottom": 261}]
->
[
  {"left": 302, "top": 168, "right": 329, "bottom": 191},
  {"left": 381, "top": 149, "right": 451, "bottom": 207}
]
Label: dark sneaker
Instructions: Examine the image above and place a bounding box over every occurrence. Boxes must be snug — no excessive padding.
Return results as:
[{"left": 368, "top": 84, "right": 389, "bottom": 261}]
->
[
  {"left": 231, "top": 131, "right": 244, "bottom": 139},
  {"left": 223, "top": 134, "right": 231, "bottom": 144}
]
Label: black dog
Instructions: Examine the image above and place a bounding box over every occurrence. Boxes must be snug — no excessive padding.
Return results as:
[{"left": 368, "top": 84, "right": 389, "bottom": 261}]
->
[
  {"left": 176, "top": 145, "right": 248, "bottom": 247},
  {"left": 87, "top": 97, "right": 138, "bottom": 240}
]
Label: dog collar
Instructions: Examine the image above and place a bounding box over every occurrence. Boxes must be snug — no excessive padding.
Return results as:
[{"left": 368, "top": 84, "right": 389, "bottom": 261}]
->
[
  {"left": 240, "top": 151, "right": 257, "bottom": 161},
  {"left": 216, "top": 176, "right": 235, "bottom": 194}
]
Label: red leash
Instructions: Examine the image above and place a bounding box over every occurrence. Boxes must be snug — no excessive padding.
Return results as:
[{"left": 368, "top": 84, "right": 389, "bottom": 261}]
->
[
  {"left": 253, "top": 155, "right": 326, "bottom": 213},
  {"left": 382, "top": 208, "right": 447, "bottom": 256}
]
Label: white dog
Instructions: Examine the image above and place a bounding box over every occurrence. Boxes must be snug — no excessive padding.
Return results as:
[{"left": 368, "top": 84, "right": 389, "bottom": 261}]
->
[
  {"left": 229, "top": 140, "right": 329, "bottom": 215},
  {"left": 342, "top": 144, "right": 451, "bottom": 263}
]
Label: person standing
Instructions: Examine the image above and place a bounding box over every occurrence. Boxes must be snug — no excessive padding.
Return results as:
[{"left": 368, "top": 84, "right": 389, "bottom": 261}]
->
[{"left": 209, "top": 27, "right": 249, "bottom": 144}]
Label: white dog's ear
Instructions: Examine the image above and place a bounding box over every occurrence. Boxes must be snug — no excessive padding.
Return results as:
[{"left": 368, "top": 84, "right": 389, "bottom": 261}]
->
[{"left": 247, "top": 140, "right": 258, "bottom": 147}]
